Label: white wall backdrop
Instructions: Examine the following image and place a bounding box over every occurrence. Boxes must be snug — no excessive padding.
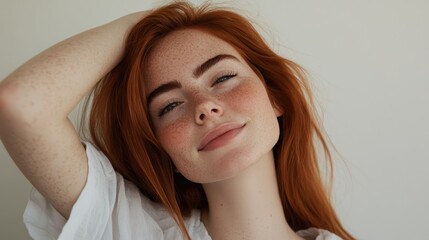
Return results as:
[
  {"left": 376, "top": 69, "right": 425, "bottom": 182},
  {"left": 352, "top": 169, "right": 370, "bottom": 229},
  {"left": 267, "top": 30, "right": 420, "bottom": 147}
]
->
[{"left": 1, "top": 0, "right": 428, "bottom": 239}]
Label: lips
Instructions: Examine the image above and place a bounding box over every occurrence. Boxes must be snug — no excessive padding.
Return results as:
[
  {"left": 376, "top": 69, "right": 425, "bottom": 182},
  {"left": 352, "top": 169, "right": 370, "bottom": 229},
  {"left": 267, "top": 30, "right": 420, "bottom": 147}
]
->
[{"left": 198, "top": 122, "right": 246, "bottom": 151}]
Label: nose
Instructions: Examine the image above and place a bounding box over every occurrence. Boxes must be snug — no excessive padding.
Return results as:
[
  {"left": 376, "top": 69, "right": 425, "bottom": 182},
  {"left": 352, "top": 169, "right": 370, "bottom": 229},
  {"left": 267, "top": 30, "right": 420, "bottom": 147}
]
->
[{"left": 195, "top": 99, "right": 224, "bottom": 124}]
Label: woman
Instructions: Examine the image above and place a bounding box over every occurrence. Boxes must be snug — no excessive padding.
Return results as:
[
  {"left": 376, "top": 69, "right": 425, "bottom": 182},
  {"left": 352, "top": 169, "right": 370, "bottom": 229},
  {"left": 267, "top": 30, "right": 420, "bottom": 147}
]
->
[{"left": 0, "top": 1, "right": 354, "bottom": 239}]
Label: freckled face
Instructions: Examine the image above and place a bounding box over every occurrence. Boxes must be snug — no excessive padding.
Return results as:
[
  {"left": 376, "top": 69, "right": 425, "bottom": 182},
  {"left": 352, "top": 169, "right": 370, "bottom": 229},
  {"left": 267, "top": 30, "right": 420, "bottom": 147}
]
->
[{"left": 145, "top": 29, "right": 281, "bottom": 183}]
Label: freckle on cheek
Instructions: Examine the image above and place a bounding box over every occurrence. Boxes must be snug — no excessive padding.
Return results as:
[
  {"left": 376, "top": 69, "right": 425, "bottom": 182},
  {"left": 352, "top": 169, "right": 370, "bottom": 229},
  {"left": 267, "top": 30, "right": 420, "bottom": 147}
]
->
[
  {"left": 161, "top": 118, "right": 189, "bottom": 145},
  {"left": 227, "top": 80, "right": 259, "bottom": 107}
]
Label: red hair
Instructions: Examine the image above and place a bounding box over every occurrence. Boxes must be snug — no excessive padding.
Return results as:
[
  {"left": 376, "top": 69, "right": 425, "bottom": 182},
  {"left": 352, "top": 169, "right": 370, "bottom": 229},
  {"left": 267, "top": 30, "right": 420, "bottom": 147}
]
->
[{"left": 79, "top": 2, "right": 354, "bottom": 239}]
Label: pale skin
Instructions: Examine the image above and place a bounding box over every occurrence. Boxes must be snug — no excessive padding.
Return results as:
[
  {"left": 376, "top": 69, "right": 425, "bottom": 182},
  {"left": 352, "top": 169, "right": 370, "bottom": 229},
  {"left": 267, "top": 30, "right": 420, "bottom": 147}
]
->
[{"left": 0, "top": 11, "right": 303, "bottom": 240}]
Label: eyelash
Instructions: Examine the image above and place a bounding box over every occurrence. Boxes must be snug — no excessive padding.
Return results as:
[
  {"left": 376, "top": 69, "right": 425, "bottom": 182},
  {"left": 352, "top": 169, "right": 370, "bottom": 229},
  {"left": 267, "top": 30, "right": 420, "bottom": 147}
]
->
[
  {"left": 158, "top": 100, "right": 183, "bottom": 117},
  {"left": 211, "top": 72, "right": 237, "bottom": 87},
  {"left": 157, "top": 72, "right": 238, "bottom": 117}
]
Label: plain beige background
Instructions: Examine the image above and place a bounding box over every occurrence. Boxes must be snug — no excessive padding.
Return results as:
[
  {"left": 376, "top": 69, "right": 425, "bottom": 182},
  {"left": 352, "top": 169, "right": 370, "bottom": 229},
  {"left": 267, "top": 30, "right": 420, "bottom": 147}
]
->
[{"left": 1, "top": 0, "right": 428, "bottom": 239}]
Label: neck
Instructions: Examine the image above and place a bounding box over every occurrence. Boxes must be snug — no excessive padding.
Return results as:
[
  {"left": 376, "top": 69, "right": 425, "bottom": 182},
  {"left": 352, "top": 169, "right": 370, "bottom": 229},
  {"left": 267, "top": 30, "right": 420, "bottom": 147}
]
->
[{"left": 201, "top": 151, "right": 302, "bottom": 240}]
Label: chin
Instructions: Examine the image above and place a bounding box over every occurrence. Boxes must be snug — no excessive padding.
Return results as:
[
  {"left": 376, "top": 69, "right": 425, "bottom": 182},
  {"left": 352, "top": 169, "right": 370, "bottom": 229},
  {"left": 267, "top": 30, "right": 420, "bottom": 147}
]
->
[{"left": 201, "top": 143, "right": 272, "bottom": 184}]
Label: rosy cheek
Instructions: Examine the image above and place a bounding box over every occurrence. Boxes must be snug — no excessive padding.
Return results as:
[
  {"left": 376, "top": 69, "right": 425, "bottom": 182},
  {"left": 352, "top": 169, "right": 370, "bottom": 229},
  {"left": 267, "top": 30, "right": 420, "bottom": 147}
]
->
[
  {"left": 156, "top": 116, "right": 191, "bottom": 154},
  {"left": 223, "top": 78, "right": 261, "bottom": 111}
]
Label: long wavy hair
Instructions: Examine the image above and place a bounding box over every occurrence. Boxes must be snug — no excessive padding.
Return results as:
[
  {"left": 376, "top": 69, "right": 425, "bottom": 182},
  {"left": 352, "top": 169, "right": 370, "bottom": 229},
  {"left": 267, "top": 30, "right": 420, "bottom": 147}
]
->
[{"left": 78, "top": 1, "right": 354, "bottom": 239}]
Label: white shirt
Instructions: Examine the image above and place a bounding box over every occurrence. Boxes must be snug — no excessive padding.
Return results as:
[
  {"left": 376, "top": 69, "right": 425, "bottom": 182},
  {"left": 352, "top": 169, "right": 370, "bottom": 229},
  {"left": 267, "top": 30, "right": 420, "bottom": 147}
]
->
[{"left": 23, "top": 141, "right": 342, "bottom": 240}]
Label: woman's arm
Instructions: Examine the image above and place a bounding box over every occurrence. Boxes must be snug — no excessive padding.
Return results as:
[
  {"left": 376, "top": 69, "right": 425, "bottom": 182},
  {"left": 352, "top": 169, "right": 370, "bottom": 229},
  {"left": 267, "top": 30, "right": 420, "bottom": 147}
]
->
[
  {"left": 0, "top": 11, "right": 147, "bottom": 219},
  {"left": 0, "top": 11, "right": 146, "bottom": 119}
]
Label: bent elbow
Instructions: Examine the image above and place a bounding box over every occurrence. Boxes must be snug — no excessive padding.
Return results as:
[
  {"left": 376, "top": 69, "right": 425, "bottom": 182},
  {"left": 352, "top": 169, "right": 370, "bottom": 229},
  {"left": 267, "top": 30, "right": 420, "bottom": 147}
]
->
[{"left": 0, "top": 85, "right": 40, "bottom": 126}]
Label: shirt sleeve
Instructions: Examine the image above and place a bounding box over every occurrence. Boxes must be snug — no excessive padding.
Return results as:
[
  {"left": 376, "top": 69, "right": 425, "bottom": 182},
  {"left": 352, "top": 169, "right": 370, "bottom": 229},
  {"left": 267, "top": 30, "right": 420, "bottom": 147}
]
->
[
  {"left": 22, "top": 140, "right": 164, "bottom": 240},
  {"left": 296, "top": 227, "right": 343, "bottom": 240}
]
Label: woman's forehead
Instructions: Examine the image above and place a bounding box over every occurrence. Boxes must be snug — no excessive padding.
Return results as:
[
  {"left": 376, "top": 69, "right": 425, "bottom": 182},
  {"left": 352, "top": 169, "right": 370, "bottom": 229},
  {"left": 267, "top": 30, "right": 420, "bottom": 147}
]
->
[{"left": 144, "top": 29, "right": 243, "bottom": 88}]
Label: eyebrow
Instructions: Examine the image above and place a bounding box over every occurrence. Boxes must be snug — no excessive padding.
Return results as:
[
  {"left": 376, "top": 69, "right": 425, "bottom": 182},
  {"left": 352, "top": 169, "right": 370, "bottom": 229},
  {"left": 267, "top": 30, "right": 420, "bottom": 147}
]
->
[{"left": 147, "top": 54, "right": 239, "bottom": 105}]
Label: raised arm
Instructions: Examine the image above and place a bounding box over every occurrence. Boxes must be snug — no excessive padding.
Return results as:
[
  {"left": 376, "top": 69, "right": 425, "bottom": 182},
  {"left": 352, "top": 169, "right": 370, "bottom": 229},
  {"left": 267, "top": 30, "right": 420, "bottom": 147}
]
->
[{"left": 0, "top": 11, "right": 147, "bottom": 219}]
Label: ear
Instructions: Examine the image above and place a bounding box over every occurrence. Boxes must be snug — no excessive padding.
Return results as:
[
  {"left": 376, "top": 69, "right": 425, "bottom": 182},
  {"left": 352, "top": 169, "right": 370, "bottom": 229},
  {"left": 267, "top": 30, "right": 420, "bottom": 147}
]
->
[
  {"left": 272, "top": 101, "right": 283, "bottom": 117},
  {"left": 274, "top": 106, "right": 283, "bottom": 117}
]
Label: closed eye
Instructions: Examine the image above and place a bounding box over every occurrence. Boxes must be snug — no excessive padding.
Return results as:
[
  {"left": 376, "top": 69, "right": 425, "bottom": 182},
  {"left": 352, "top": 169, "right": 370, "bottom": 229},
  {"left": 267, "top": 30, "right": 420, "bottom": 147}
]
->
[
  {"left": 158, "top": 101, "right": 183, "bottom": 117},
  {"left": 211, "top": 73, "right": 237, "bottom": 87}
]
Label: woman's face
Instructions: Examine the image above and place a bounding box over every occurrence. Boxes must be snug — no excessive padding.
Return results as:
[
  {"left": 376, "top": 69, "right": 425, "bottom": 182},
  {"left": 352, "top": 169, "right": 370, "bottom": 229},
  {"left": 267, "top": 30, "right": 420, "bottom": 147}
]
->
[{"left": 145, "top": 29, "right": 281, "bottom": 183}]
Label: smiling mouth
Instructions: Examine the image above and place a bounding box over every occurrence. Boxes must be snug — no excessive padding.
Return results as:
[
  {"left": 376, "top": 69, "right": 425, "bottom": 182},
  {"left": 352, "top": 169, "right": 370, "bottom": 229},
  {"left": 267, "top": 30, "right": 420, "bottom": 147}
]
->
[{"left": 198, "top": 123, "right": 246, "bottom": 151}]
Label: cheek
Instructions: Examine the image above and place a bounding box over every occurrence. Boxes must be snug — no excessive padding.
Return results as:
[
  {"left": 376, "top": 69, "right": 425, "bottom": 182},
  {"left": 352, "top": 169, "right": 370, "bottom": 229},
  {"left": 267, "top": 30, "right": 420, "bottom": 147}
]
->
[
  {"left": 224, "top": 78, "right": 268, "bottom": 113},
  {"left": 226, "top": 78, "right": 279, "bottom": 140},
  {"left": 156, "top": 116, "right": 191, "bottom": 156}
]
